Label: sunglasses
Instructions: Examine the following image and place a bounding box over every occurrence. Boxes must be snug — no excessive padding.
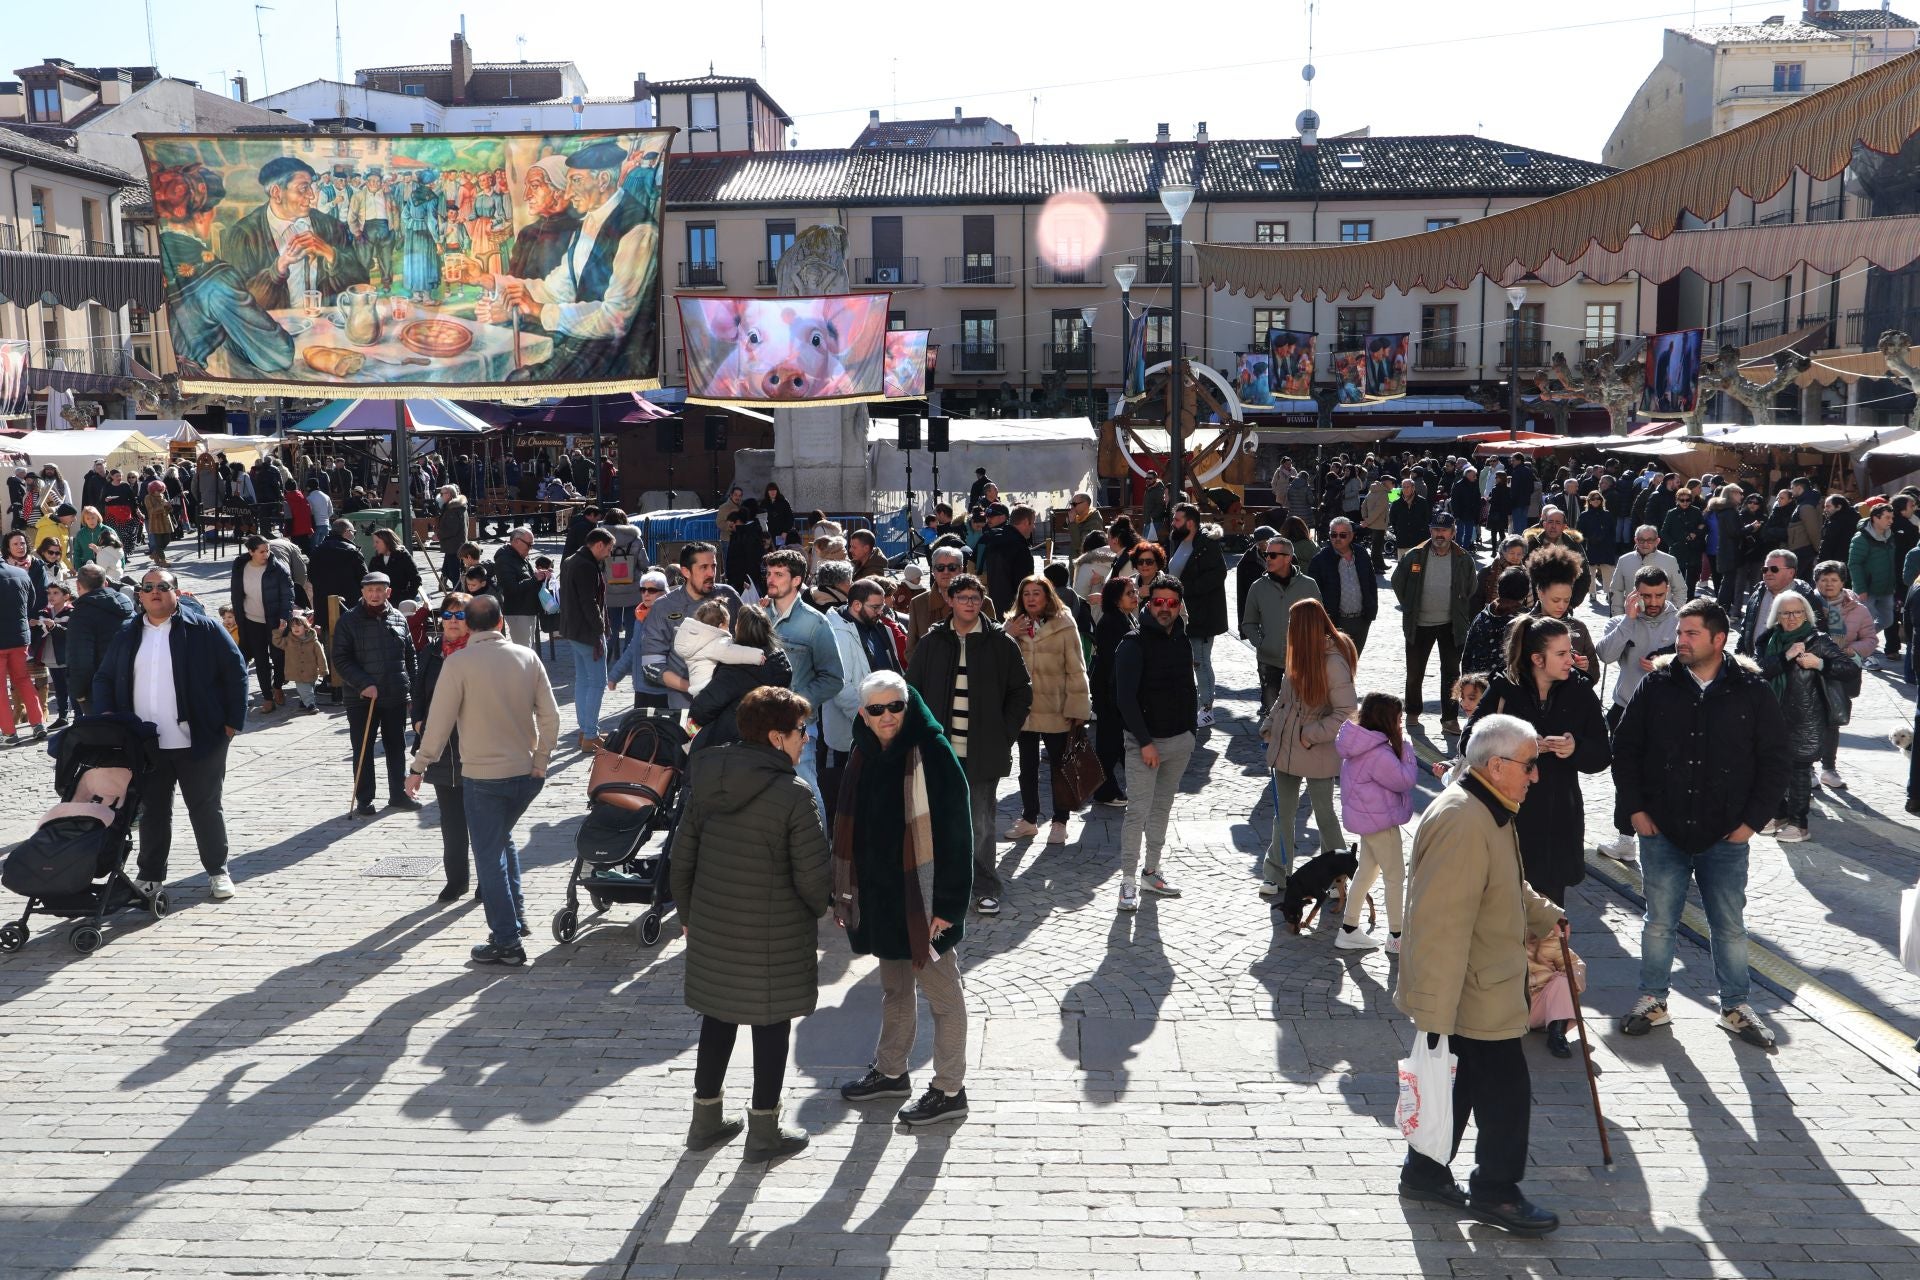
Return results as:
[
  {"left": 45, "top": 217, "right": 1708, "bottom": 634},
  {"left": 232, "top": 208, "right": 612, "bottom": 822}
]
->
[
  {"left": 1264, "top": 551, "right": 1292, "bottom": 560},
  {"left": 640, "top": 586, "right": 665, "bottom": 595},
  {"left": 440, "top": 610, "right": 466, "bottom": 620},
  {"left": 863, "top": 699, "right": 907, "bottom": 717},
  {"left": 934, "top": 564, "right": 959, "bottom": 573},
  {"left": 136, "top": 582, "right": 177, "bottom": 594},
  {"left": 1148, "top": 597, "right": 1180, "bottom": 609}
]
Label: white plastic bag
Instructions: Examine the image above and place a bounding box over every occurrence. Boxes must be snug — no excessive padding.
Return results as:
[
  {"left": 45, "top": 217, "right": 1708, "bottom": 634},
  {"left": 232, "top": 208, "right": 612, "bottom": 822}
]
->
[
  {"left": 1901, "top": 886, "right": 1920, "bottom": 979},
  {"left": 1396, "top": 1030, "right": 1457, "bottom": 1164}
]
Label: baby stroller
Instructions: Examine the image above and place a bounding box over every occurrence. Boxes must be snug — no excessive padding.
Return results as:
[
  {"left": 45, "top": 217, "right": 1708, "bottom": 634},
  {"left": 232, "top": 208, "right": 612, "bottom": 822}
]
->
[
  {"left": 0, "top": 716, "right": 162, "bottom": 955},
  {"left": 554, "top": 708, "right": 687, "bottom": 947}
]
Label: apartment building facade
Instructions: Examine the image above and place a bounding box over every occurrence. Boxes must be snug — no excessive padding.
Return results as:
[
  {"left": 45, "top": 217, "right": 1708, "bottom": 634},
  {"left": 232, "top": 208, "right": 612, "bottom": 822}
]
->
[{"left": 658, "top": 133, "right": 1637, "bottom": 418}]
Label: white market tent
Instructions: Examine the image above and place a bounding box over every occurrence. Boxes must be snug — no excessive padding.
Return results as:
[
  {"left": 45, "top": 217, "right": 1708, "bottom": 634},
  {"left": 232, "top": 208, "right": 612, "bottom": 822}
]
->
[
  {"left": 868, "top": 417, "right": 1097, "bottom": 515},
  {"left": 9, "top": 428, "right": 166, "bottom": 498},
  {"left": 1706, "top": 423, "right": 1911, "bottom": 453}
]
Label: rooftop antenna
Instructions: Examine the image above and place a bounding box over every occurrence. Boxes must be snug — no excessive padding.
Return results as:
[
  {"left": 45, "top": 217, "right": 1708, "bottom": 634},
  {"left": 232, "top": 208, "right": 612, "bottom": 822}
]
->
[
  {"left": 254, "top": 4, "right": 273, "bottom": 97},
  {"left": 333, "top": 0, "right": 346, "bottom": 118},
  {"left": 1303, "top": 0, "right": 1316, "bottom": 112},
  {"left": 891, "top": 58, "right": 898, "bottom": 119},
  {"left": 1031, "top": 94, "right": 1039, "bottom": 144},
  {"left": 143, "top": 0, "right": 158, "bottom": 67},
  {"left": 516, "top": 34, "right": 528, "bottom": 60},
  {"left": 760, "top": 0, "right": 768, "bottom": 79}
]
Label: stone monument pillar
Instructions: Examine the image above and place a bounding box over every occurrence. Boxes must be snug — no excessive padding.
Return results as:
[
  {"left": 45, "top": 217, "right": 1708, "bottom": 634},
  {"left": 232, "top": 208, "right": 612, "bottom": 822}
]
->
[{"left": 772, "top": 225, "right": 872, "bottom": 513}]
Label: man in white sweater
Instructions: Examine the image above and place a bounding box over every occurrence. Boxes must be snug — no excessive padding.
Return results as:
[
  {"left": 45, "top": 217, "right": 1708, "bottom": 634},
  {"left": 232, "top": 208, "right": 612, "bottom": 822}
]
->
[{"left": 406, "top": 593, "right": 560, "bottom": 965}]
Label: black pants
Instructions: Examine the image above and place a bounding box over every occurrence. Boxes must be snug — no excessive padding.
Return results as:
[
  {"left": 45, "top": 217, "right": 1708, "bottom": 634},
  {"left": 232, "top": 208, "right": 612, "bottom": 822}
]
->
[
  {"left": 1402, "top": 1032, "right": 1531, "bottom": 1202},
  {"left": 1093, "top": 707, "right": 1126, "bottom": 803},
  {"left": 433, "top": 781, "right": 469, "bottom": 890},
  {"left": 1907, "top": 700, "right": 1920, "bottom": 808},
  {"left": 1017, "top": 729, "right": 1072, "bottom": 824},
  {"left": 1338, "top": 614, "right": 1372, "bottom": 657},
  {"left": 820, "top": 746, "right": 849, "bottom": 828},
  {"left": 1779, "top": 758, "right": 1816, "bottom": 825},
  {"left": 136, "top": 740, "right": 231, "bottom": 882},
  {"left": 1819, "top": 721, "right": 1840, "bottom": 772},
  {"left": 439, "top": 551, "right": 463, "bottom": 593},
  {"left": 1405, "top": 623, "right": 1461, "bottom": 721},
  {"left": 1365, "top": 529, "right": 1387, "bottom": 574},
  {"left": 347, "top": 698, "right": 410, "bottom": 805},
  {"left": 46, "top": 667, "right": 70, "bottom": 719},
  {"left": 693, "top": 1015, "right": 791, "bottom": 1111},
  {"left": 237, "top": 616, "right": 281, "bottom": 700},
  {"left": 1257, "top": 662, "right": 1285, "bottom": 717},
  {"left": 1606, "top": 703, "right": 1633, "bottom": 835}
]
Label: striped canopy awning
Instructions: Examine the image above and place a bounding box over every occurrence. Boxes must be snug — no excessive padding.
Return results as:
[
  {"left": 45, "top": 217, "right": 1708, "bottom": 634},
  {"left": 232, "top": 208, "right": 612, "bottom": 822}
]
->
[{"left": 1196, "top": 50, "right": 1920, "bottom": 301}]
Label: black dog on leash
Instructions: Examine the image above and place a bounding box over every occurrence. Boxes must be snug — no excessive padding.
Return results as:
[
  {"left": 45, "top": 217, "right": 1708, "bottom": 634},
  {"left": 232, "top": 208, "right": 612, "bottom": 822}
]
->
[{"left": 1277, "top": 845, "right": 1360, "bottom": 932}]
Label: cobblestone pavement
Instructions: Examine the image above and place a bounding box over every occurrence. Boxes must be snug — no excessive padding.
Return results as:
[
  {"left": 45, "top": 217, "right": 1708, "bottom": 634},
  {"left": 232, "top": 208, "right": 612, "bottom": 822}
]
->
[{"left": 0, "top": 540, "right": 1918, "bottom": 1279}]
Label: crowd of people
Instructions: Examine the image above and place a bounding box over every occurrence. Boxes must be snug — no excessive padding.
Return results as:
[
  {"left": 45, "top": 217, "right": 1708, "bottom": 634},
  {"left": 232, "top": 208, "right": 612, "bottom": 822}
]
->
[{"left": 4, "top": 440, "right": 1919, "bottom": 1229}]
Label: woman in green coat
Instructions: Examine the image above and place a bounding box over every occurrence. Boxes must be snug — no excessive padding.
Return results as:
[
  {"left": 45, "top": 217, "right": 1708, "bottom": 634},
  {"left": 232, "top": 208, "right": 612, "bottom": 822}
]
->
[{"left": 670, "top": 685, "right": 832, "bottom": 1161}]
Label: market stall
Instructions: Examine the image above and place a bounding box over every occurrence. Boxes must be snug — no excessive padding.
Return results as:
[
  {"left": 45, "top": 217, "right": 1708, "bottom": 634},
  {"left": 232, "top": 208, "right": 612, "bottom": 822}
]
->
[
  {"left": 869, "top": 416, "right": 1098, "bottom": 518},
  {"left": 7, "top": 427, "right": 167, "bottom": 499}
]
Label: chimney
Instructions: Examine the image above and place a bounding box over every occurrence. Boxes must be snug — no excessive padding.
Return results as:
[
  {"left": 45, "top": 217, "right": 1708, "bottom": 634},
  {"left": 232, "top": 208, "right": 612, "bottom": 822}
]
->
[
  {"left": 954, "top": 106, "right": 963, "bottom": 121},
  {"left": 450, "top": 30, "right": 473, "bottom": 105},
  {"left": 230, "top": 73, "right": 248, "bottom": 103},
  {"left": 1155, "top": 122, "right": 1170, "bottom": 143},
  {"left": 99, "top": 71, "right": 132, "bottom": 105},
  {"left": 1195, "top": 121, "right": 1208, "bottom": 143},
  {"left": 632, "top": 71, "right": 650, "bottom": 102},
  {"left": 870, "top": 109, "right": 880, "bottom": 123}
]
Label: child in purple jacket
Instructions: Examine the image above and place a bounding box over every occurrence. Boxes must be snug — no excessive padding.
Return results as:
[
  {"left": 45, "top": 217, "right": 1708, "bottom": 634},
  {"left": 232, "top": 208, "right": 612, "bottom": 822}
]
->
[{"left": 1334, "top": 693, "right": 1421, "bottom": 953}]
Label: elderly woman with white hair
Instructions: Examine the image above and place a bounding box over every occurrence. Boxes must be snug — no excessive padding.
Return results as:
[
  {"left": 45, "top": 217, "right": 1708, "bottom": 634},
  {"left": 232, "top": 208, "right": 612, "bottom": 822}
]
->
[
  {"left": 1396, "top": 710, "right": 1567, "bottom": 1236},
  {"left": 832, "top": 668, "right": 977, "bottom": 1128},
  {"left": 1752, "top": 589, "right": 1857, "bottom": 842}
]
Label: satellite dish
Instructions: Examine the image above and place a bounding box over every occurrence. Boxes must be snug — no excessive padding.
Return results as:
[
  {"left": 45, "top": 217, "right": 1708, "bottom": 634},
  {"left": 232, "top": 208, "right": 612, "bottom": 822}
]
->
[{"left": 1301, "top": 63, "right": 1316, "bottom": 82}]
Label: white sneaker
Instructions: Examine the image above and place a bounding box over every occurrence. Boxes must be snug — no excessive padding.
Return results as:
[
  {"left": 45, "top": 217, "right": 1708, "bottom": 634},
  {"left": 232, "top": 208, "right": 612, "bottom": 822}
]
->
[
  {"left": 1385, "top": 934, "right": 1402, "bottom": 955},
  {"left": 1597, "top": 834, "right": 1638, "bottom": 863},
  {"left": 1773, "top": 824, "right": 1811, "bottom": 843},
  {"left": 1196, "top": 708, "right": 1215, "bottom": 729},
  {"left": 1819, "top": 768, "right": 1845, "bottom": 791},
  {"left": 207, "top": 872, "right": 236, "bottom": 900},
  {"left": 1759, "top": 819, "right": 1782, "bottom": 836},
  {"left": 1257, "top": 879, "right": 1282, "bottom": 899},
  {"left": 1002, "top": 819, "right": 1040, "bottom": 841},
  {"left": 1334, "top": 926, "right": 1380, "bottom": 951},
  {"left": 1046, "top": 821, "right": 1069, "bottom": 845},
  {"left": 1118, "top": 881, "right": 1140, "bottom": 912}
]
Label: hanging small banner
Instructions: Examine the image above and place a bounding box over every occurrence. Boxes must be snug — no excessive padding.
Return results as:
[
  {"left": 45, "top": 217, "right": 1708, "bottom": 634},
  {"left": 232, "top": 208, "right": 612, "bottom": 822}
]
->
[
  {"left": 882, "top": 328, "right": 932, "bottom": 399},
  {"left": 1236, "top": 352, "right": 1276, "bottom": 407},
  {"left": 678, "top": 293, "right": 892, "bottom": 406},
  {"left": 1363, "top": 333, "right": 1411, "bottom": 400},
  {"left": 138, "top": 127, "right": 674, "bottom": 398},
  {"left": 0, "top": 340, "right": 26, "bottom": 418},
  {"left": 1645, "top": 327, "right": 1704, "bottom": 414},
  {"left": 1124, "top": 308, "right": 1148, "bottom": 400},
  {"left": 1267, "top": 329, "right": 1317, "bottom": 400}
]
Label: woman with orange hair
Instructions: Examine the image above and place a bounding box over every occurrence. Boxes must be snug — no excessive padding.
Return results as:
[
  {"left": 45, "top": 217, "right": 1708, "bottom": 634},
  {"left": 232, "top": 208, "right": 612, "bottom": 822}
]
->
[{"left": 1257, "top": 597, "right": 1358, "bottom": 897}]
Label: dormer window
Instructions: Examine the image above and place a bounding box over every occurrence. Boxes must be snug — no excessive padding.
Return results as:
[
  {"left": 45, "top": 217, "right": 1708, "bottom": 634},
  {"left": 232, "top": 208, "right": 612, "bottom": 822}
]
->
[{"left": 30, "top": 87, "right": 61, "bottom": 122}]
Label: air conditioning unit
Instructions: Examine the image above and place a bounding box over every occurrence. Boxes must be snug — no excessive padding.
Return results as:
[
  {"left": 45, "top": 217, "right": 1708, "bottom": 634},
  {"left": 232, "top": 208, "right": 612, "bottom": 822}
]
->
[
  {"left": 875, "top": 266, "right": 902, "bottom": 284},
  {"left": 1811, "top": 0, "right": 1837, "bottom": 11}
]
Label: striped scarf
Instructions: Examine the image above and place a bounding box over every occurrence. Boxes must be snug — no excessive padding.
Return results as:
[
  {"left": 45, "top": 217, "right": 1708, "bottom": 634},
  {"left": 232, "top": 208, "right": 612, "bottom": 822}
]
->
[{"left": 833, "top": 740, "right": 940, "bottom": 967}]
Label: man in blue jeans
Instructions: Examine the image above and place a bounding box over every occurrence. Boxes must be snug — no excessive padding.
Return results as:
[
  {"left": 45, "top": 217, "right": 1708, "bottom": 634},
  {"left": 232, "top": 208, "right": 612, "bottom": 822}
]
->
[
  {"left": 1609, "top": 599, "right": 1791, "bottom": 1048},
  {"left": 557, "top": 529, "right": 613, "bottom": 752},
  {"left": 407, "top": 594, "right": 560, "bottom": 965}
]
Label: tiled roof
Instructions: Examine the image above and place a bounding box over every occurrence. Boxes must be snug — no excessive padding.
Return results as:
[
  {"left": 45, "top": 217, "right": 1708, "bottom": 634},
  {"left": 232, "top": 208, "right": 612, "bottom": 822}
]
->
[
  {"left": 649, "top": 74, "right": 792, "bottom": 125},
  {"left": 1806, "top": 8, "right": 1919, "bottom": 29},
  {"left": 1680, "top": 21, "right": 1848, "bottom": 44},
  {"left": 665, "top": 135, "right": 1611, "bottom": 209},
  {"left": 0, "top": 124, "right": 138, "bottom": 185},
  {"left": 358, "top": 60, "right": 573, "bottom": 75},
  {"left": 854, "top": 117, "right": 1009, "bottom": 148}
]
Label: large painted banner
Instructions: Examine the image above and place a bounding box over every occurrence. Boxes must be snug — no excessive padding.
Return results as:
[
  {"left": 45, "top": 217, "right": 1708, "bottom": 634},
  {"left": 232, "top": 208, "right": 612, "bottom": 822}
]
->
[
  {"left": 678, "top": 294, "right": 892, "bottom": 406},
  {"left": 882, "top": 329, "right": 932, "bottom": 400},
  {"left": 1363, "top": 333, "right": 1410, "bottom": 400},
  {"left": 1235, "top": 352, "right": 1277, "bottom": 407},
  {"left": 1645, "top": 327, "right": 1704, "bottom": 414},
  {"left": 138, "top": 127, "right": 673, "bottom": 398},
  {"left": 1266, "top": 329, "right": 1316, "bottom": 400},
  {"left": 1124, "top": 308, "right": 1148, "bottom": 400}
]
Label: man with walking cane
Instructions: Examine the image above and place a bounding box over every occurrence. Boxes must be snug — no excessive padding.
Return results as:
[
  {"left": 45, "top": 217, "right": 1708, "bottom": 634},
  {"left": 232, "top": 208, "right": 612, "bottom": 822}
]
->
[
  {"left": 1394, "top": 712, "right": 1566, "bottom": 1236},
  {"left": 332, "top": 571, "right": 419, "bottom": 817}
]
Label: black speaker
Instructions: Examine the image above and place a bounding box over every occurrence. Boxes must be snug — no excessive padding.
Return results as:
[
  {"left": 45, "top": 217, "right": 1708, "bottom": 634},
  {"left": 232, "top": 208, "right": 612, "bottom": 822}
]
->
[
  {"left": 656, "top": 420, "right": 684, "bottom": 454},
  {"left": 897, "top": 414, "right": 921, "bottom": 451},
  {"left": 927, "top": 416, "right": 950, "bottom": 453},
  {"left": 703, "top": 415, "right": 728, "bottom": 452}
]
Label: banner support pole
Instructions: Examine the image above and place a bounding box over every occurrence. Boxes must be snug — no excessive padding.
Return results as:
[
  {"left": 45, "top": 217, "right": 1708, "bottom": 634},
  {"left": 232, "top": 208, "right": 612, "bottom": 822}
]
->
[{"left": 393, "top": 398, "right": 413, "bottom": 551}]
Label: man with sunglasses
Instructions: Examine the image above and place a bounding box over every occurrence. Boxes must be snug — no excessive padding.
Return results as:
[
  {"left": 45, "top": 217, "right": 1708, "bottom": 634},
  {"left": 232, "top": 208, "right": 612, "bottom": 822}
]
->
[
  {"left": 1240, "top": 535, "right": 1320, "bottom": 714},
  {"left": 906, "top": 572, "right": 1031, "bottom": 916},
  {"left": 1735, "top": 549, "right": 1816, "bottom": 658},
  {"left": 905, "top": 547, "right": 998, "bottom": 658},
  {"left": 493, "top": 526, "right": 548, "bottom": 650},
  {"left": 1307, "top": 518, "right": 1378, "bottom": 655},
  {"left": 1658, "top": 487, "right": 1709, "bottom": 600},
  {"left": 93, "top": 567, "right": 249, "bottom": 904},
  {"left": 1112, "top": 576, "right": 1197, "bottom": 910}
]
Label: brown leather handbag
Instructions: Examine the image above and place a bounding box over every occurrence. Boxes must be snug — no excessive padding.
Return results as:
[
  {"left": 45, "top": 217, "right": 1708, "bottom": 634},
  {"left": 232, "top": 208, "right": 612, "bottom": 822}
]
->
[{"left": 1050, "top": 724, "right": 1105, "bottom": 811}]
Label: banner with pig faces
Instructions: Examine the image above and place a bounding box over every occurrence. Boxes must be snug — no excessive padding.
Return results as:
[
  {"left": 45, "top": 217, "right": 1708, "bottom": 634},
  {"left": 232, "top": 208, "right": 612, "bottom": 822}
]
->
[
  {"left": 882, "top": 329, "right": 932, "bottom": 400},
  {"left": 678, "top": 293, "right": 893, "bottom": 406}
]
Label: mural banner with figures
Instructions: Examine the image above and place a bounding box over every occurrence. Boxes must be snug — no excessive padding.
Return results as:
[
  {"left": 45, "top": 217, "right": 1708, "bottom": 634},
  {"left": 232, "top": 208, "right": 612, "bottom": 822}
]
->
[
  {"left": 137, "top": 127, "right": 674, "bottom": 398},
  {"left": 882, "top": 329, "right": 932, "bottom": 400},
  {"left": 1363, "top": 332, "right": 1411, "bottom": 400},
  {"left": 1265, "top": 329, "right": 1316, "bottom": 400},
  {"left": 1235, "top": 352, "right": 1276, "bottom": 407},
  {"left": 678, "top": 294, "right": 892, "bottom": 406},
  {"left": 1644, "top": 328, "right": 1704, "bottom": 415}
]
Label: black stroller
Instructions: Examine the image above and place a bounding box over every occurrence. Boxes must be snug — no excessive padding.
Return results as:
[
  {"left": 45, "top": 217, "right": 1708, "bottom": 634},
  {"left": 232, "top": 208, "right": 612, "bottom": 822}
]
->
[
  {"left": 553, "top": 709, "right": 686, "bottom": 947},
  {"left": 1, "top": 716, "right": 162, "bottom": 955}
]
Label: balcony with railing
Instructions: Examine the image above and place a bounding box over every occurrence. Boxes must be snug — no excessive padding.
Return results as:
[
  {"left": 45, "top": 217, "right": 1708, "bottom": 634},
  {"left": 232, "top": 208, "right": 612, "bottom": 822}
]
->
[
  {"left": 33, "top": 229, "right": 72, "bottom": 254},
  {"left": 1718, "top": 81, "right": 1833, "bottom": 106},
  {"left": 1034, "top": 258, "right": 1104, "bottom": 287},
  {"left": 36, "top": 337, "right": 134, "bottom": 377},
  {"left": 1044, "top": 342, "right": 1095, "bottom": 371},
  {"left": 943, "top": 255, "right": 1012, "bottom": 286},
  {"left": 756, "top": 260, "right": 780, "bottom": 287},
  {"left": 1845, "top": 309, "right": 1867, "bottom": 347},
  {"left": 948, "top": 341, "right": 1006, "bottom": 373},
  {"left": 1747, "top": 320, "right": 1781, "bottom": 344},
  {"left": 1715, "top": 325, "right": 1746, "bottom": 350},
  {"left": 677, "top": 261, "right": 725, "bottom": 289},
  {"left": 1413, "top": 339, "right": 1466, "bottom": 370},
  {"left": 1754, "top": 207, "right": 1793, "bottom": 227},
  {"left": 1142, "top": 342, "right": 1190, "bottom": 365},
  {"left": 1498, "top": 338, "right": 1552, "bottom": 368},
  {"left": 1795, "top": 314, "right": 1832, "bottom": 347},
  {"left": 1127, "top": 254, "right": 1195, "bottom": 286},
  {"left": 1807, "top": 197, "right": 1843, "bottom": 223},
  {"left": 854, "top": 257, "right": 920, "bottom": 287}
]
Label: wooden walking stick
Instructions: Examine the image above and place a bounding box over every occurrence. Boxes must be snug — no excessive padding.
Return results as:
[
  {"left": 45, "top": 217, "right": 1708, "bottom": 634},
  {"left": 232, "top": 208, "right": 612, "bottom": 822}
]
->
[
  {"left": 1559, "top": 917, "right": 1613, "bottom": 1165},
  {"left": 349, "top": 687, "right": 379, "bottom": 817}
]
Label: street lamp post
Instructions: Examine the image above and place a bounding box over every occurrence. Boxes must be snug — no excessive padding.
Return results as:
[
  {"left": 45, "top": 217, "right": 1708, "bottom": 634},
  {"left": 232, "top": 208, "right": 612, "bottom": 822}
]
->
[
  {"left": 1506, "top": 285, "right": 1528, "bottom": 441},
  {"left": 1159, "top": 181, "right": 1195, "bottom": 498},
  {"left": 1111, "top": 263, "right": 1137, "bottom": 510},
  {"left": 1080, "top": 303, "right": 1100, "bottom": 428}
]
